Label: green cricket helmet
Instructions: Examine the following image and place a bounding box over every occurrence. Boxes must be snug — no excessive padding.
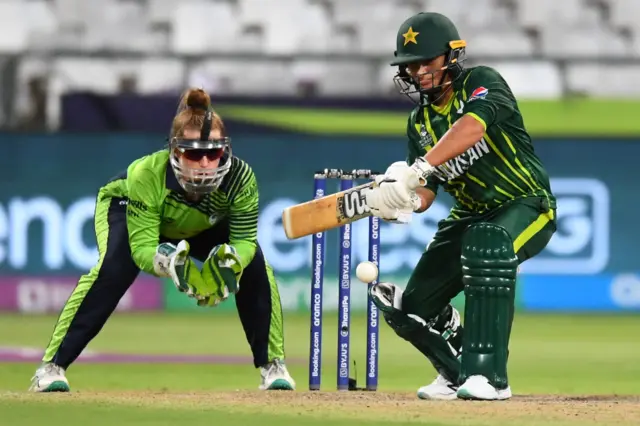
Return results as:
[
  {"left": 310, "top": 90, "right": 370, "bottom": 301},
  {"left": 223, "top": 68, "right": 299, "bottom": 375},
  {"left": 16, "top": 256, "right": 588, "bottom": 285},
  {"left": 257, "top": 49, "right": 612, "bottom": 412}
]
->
[{"left": 391, "top": 12, "right": 466, "bottom": 104}]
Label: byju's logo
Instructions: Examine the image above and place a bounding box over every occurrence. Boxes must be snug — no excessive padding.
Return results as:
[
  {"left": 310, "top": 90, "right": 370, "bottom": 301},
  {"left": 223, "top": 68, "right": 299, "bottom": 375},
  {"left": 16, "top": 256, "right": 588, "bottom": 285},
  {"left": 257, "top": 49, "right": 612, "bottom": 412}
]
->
[{"left": 521, "top": 178, "right": 610, "bottom": 275}]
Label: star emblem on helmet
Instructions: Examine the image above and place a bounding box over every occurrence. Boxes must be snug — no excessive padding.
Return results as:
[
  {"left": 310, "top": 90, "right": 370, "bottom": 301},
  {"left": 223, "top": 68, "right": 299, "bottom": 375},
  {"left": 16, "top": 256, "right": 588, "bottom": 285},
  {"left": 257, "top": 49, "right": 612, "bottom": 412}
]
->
[{"left": 402, "top": 26, "right": 419, "bottom": 46}]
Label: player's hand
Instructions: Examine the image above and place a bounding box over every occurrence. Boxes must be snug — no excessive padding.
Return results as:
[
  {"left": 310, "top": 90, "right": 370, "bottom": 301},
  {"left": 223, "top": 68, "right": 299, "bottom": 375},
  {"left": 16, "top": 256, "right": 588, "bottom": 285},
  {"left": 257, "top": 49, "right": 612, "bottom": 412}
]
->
[
  {"left": 196, "top": 294, "right": 226, "bottom": 308},
  {"left": 384, "top": 157, "right": 435, "bottom": 201},
  {"left": 365, "top": 179, "right": 418, "bottom": 224},
  {"left": 201, "top": 244, "right": 243, "bottom": 307},
  {"left": 386, "top": 157, "right": 436, "bottom": 192},
  {"left": 383, "top": 211, "right": 413, "bottom": 224},
  {"left": 153, "top": 240, "right": 208, "bottom": 300},
  {"left": 383, "top": 161, "right": 414, "bottom": 180},
  {"left": 366, "top": 162, "right": 422, "bottom": 213},
  {"left": 381, "top": 162, "right": 415, "bottom": 205}
]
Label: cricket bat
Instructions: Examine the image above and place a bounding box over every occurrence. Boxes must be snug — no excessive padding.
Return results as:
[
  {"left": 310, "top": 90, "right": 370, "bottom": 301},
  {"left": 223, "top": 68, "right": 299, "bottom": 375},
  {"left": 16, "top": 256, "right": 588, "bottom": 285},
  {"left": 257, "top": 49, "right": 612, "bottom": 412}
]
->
[{"left": 282, "top": 181, "right": 375, "bottom": 240}]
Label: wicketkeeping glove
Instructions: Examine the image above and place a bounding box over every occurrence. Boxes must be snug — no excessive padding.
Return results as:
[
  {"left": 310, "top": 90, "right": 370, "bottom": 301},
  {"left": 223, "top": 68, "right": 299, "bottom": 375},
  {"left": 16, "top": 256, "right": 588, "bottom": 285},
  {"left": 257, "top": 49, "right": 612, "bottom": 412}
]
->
[
  {"left": 196, "top": 294, "right": 227, "bottom": 308},
  {"left": 153, "top": 240, "right": 214, "bottom": 300},
  {"left": 201, "top": 243, "right": 243, "bottom": 303}
]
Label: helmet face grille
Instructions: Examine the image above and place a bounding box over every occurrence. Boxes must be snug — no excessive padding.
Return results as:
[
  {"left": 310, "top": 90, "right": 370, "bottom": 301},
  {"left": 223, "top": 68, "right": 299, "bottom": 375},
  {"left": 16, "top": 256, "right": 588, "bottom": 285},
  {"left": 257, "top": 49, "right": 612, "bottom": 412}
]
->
[{"left": 169, "top": 137, "right": 233, "bottom": 194}]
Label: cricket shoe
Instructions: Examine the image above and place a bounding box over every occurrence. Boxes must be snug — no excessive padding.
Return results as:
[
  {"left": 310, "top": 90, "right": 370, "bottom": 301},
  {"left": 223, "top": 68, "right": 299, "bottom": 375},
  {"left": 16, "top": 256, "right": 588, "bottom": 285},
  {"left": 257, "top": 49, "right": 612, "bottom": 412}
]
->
[
  {"left": 28, "top": 363, "right": 70, "bottom": 392},
  {"left": 259, "top": 359, "right": 295, "bottom": 390},
  {"left": 456, "top": 375, "right": 512, "bottom": 401},
  {"left": 417, "top": 374, "right": 458, "bottom": 400}
]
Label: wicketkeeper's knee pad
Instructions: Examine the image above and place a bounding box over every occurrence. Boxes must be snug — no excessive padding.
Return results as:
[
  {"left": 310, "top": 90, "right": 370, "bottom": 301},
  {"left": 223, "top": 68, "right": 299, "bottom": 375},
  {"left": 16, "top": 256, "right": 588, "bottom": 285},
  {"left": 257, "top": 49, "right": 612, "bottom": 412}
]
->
[{"left": 460, "top": 222, "right": 518, "bottom": 389}]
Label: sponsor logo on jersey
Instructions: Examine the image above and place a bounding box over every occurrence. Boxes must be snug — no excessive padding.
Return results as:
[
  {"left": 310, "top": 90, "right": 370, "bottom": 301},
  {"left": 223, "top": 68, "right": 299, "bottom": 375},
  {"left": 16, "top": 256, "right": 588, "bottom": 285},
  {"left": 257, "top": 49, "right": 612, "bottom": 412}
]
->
[
  {"left": 128, "top": 199, "right": 147, "bottom": 212},
  {"left": 469, "top": 86, "right": 488, "bottom": 101}
]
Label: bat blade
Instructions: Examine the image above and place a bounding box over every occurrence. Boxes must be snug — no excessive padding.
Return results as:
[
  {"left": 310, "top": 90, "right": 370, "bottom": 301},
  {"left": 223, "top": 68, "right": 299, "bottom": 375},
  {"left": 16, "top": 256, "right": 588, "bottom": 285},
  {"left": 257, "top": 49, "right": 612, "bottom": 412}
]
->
[{"left": 282, "top": 181, "right": 374, "bottom": 240}]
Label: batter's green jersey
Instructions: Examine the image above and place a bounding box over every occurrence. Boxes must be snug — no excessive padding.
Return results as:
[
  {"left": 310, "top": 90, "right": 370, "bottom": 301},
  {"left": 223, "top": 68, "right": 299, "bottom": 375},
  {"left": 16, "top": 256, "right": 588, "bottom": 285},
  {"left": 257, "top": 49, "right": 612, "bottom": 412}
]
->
[
  {"left": 99, "top": 150, "right": 259, "bottom": 275},
  {"left": 406, "top": 65, "right": 555, "bottom": 216}
]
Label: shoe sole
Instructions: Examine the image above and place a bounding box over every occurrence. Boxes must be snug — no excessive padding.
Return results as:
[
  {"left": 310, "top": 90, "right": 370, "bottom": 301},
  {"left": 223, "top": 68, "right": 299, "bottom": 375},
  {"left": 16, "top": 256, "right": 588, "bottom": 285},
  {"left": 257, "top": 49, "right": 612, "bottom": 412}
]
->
[
  {"left": 456, "top": 388, "right": 511, "bottom": 401},
  {"left": 417, "top": 391, "right": 458, "bottom": 401},
  {"left": 456, "top": 388, "right": 481, "bottom": 400},
  {"left": 41, "top": 381, "right": 70, "bottom": 393},
  {"left": 266, "top": 379, "right": 294, "bottom": 390}
]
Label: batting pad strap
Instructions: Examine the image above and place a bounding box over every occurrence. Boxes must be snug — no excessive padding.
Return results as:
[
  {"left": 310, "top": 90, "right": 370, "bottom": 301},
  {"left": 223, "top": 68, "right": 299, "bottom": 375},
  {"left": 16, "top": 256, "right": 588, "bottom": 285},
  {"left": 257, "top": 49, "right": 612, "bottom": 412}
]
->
[
  {"left": 377, "top": 301, "right": 462, "bottom": 385},
  {"left": 369, "top": 282, "right": 404, "bottom": 312},
  {"left": 460, "top": 223, "right": 517, "bottom": 390}
]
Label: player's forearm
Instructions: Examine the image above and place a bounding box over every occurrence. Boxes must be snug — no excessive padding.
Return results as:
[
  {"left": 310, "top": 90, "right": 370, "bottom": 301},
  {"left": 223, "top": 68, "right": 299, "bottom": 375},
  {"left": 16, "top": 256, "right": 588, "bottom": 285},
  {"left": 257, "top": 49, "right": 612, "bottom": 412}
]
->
[
  {"left": 424, "top": 115, "right": 485, "bottom": 166},
  {"left": 229, "top": 205, "right": 259, "bottom": 268},
  {"left": 132, "top": 246, "right": 159, "bottom": 276},
  {"left": 127, "top": 216, "right": 161, "bottom": 276},
  {"left": 414, "top": 187, "right": 436, "bottom": 213},
  {"left": 229, "top": 240, "right": 256, "bottom": 269}
]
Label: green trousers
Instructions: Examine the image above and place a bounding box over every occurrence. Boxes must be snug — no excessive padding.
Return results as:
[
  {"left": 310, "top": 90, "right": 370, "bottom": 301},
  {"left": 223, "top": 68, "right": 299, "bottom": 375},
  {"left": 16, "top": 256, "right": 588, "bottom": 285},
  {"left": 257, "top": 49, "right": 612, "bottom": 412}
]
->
[{"left": 401, "top": 197, "right": 556, "bottom": 320}]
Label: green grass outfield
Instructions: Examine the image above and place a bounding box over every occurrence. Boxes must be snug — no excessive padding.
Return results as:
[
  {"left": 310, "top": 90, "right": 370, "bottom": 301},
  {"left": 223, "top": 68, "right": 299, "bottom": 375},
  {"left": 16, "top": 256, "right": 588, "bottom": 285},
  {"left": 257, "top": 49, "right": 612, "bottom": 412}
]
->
[
  {"left": 216, "top": 99, "right": 640, "bottom": 137},
  {"left": 0, "top": 312, "right": 639, "bottom": 425}
]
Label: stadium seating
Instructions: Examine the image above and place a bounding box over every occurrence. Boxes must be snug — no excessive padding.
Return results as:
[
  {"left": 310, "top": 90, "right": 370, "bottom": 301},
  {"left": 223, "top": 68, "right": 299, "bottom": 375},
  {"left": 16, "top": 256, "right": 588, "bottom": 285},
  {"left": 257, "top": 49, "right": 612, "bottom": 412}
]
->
[{"left": 5, "top": 0, "right": 640, "bottom": 110}]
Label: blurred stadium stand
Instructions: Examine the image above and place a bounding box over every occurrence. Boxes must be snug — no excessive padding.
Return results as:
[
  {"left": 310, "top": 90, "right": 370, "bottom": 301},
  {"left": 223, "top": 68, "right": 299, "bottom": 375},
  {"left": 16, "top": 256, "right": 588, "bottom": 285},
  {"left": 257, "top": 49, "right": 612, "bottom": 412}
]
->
[{"left": 2, "top": 0, "right": 640, "bottom": 129}]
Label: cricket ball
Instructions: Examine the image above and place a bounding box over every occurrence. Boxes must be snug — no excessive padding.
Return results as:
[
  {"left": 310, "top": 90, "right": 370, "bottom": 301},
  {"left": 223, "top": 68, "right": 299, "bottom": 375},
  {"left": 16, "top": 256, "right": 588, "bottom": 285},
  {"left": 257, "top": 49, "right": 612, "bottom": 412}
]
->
[{"left": 355, "top": 261, "right": 378, "bottom": 284}]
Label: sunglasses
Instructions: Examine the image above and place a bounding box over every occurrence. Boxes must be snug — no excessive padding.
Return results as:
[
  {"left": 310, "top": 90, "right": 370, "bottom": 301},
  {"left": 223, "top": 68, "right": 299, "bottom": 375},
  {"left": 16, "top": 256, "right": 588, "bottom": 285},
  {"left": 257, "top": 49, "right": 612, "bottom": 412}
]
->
[{"left": 180, "top": 148, "right": 225, "bottom": 162}]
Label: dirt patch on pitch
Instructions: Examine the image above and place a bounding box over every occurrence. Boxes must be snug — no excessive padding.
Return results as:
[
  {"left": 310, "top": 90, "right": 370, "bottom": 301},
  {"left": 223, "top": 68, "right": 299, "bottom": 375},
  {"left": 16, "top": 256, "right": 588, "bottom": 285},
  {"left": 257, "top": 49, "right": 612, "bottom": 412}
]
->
[
  {"left": 213, "top": 391, "right": 640, "bottom": 424},
  {"left": 4, "top": 391, "right": 640, "bottom": 425}
]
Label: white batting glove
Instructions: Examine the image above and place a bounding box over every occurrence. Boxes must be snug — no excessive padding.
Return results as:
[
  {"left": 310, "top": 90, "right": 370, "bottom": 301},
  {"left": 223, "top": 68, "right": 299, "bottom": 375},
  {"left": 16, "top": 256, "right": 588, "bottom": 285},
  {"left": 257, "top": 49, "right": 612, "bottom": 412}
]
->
[
  {"left": 364, "top": 162, "right": 421, "bottom": 212},
  {"left": 366, "top": 192, "right": 412, "bottom": 223},
  {"left": 384, "top": 161, "right": 414, "bottom": 180},
  {"left": 386, "top": 210, "right": 413, "bottom": 224},
  {"left": 365, "top": 177, "right": 420, "bottom": 224},
  {"left": 386, "top": 157, "right": 436, "bottom": 193},
  {"left": 380, "top": 162, "right": 414, "bottom": 209}
]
